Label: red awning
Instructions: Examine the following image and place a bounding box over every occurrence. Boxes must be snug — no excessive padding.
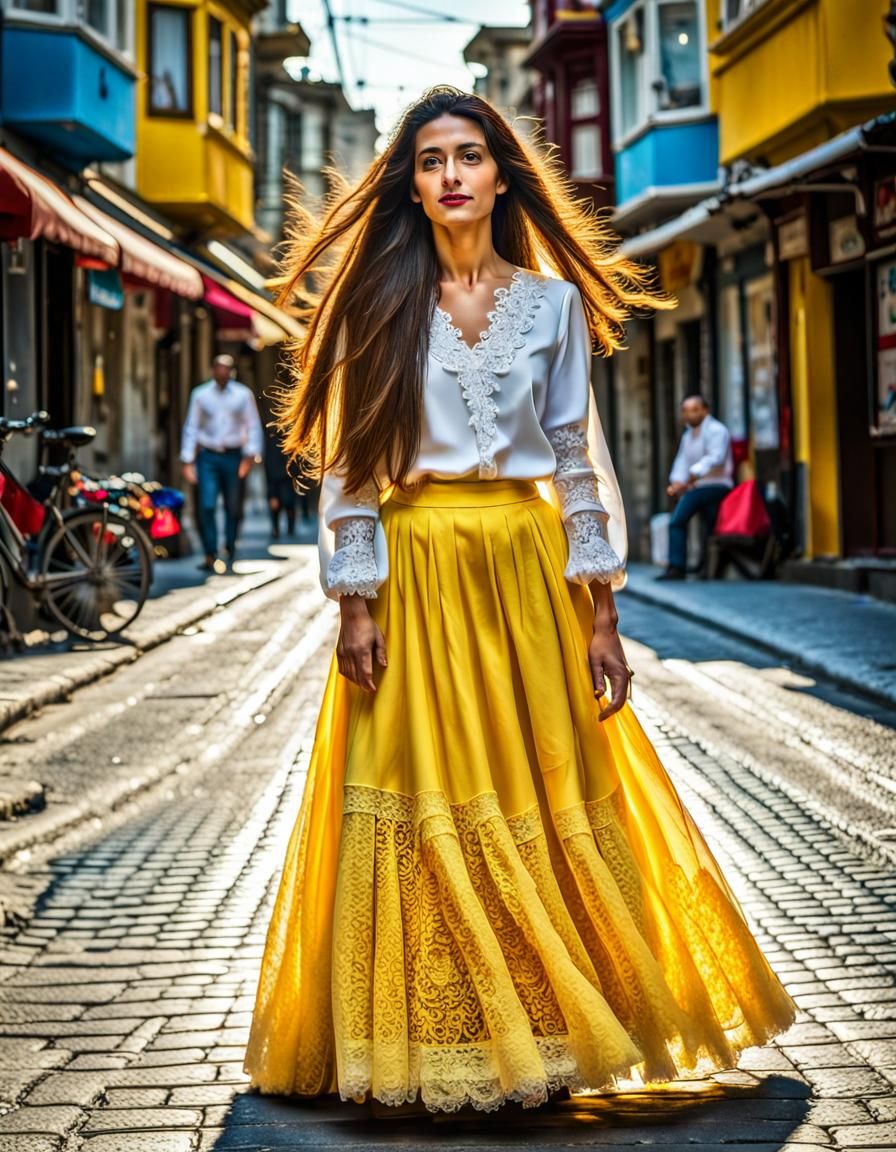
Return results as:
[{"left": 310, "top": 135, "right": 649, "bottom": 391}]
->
[
  {"left": 0, "top": 147, "right": 118, "bottom": 265},
  {"left": 202, "top": 275, "right": 255, "bottom": 339},
  {"left": 74, "top": 196, "right": 203, "bottom": 300}
]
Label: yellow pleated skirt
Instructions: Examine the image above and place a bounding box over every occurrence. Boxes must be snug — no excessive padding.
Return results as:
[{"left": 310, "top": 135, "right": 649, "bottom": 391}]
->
[{"left": 243, "top": 479, "right": 797, "bottom": 1113}]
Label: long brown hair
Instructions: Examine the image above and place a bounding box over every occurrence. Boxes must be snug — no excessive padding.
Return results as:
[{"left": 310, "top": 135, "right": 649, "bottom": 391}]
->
[{"left": 271, "top": 85, "right": 671, "bottom": 494}]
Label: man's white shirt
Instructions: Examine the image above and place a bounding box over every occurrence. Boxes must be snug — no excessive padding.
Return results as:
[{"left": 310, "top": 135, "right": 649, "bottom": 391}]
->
[
  {"left": 180, "top": 379, "right": 264, "bottom": 464},
  {"left": 668, "top": 414, "right": 734, "bottom": 489}
]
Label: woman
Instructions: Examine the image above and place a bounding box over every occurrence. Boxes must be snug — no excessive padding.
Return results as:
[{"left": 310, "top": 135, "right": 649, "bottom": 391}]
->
[{"left": 243, "top": 87, "right": 796, "bottom": 1114}]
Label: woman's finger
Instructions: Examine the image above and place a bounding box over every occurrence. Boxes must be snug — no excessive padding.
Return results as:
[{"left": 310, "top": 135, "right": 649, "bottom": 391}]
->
[
  {"left": 599, "top": 665, "right": 630, "bottom": 722},
  {"left": 374, "top": 626, "right": 388, "bottom": 668},
  {"left": 351, "top": 645, "right": 374, "bottom": 693},
  {"left": 589, "top": 655, "right": 605, "bottom": 698}
]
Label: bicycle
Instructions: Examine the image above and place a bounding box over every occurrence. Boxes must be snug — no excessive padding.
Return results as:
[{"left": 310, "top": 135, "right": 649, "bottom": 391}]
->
[{"left": 0, "top": 411, "right": 154, "bottom": 643}]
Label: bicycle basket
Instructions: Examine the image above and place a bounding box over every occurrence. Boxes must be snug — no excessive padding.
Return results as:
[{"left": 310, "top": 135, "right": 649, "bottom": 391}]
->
[{"left": 0, "top": 463, "right": 46, "bottom": 537}]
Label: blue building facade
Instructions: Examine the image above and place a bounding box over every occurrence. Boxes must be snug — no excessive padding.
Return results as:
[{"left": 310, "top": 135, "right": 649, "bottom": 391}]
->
[
  {"left": 604, "top": 0, "right": 718, "bottom": 224},
  {"left": 0, "top": 12, "right": 135, "bottom": 165}
]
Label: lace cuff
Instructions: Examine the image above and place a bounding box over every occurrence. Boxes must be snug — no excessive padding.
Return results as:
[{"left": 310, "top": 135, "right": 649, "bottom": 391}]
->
[
  {"left": 563, "top": 510, "right": 625, "bottom": 586},
  {"left": 326, "top": 517, "right": 380, "bottom": 599},
  {"left": 547, "top": 422, "right": 609, "bottom": 518}
]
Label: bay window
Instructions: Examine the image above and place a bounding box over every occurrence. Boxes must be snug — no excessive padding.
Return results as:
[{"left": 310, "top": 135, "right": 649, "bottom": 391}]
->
[
  {"left": 722, "top": 0, "right": 765, "bottom": 31},
  {"left": 657, "top": 2, "right": 700, "bottom": 109},
  {"left": 611, "top": 0, "right": 706, "bottom": 144},
  {"left": 228, "top": 29, "right": 238, "bottom": 130},
  {"left": 148, "top": 3, "right": 192, "bottom": 117},
  {"left": 10, "top": 0, "right": 59, "bottom": 11},
  {"left": 209, "top": 16, "right": 223, "bottom": 118},
  {"left": 617, "top": 8, "right": 646, "bottom": 139},
  {"left": 8, "top": 0, "right": 131, "bottom": 53}
]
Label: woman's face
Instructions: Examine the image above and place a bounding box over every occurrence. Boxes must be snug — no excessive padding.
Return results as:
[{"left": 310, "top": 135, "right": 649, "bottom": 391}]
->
[{"left": 411, "top": 113, "right": 507, "bottom": 225}]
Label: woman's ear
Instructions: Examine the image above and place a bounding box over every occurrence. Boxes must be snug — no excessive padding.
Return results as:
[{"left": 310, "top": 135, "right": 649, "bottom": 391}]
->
[
  {"left": 410, "top": 179, "right": 422, "bottom": 204},
  {"left": 496, "top": 171, "right": 509, "bottom": 196}
]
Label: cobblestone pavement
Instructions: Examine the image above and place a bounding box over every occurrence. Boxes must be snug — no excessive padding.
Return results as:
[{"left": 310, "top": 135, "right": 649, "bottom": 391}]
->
[{"left": 0, "top": 565, "right": 894, "bottom": 1150}]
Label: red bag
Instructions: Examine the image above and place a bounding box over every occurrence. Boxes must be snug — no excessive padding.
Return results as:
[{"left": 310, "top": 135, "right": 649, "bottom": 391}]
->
[
  {"left": 150, "top": 506, "right": 179, "bottom": 539},
  {"left": 713, "top": 479, "right": 770, "bottom": 537},
  {"left": 0, "top": 467, "right": 45, "bottom": 537}
]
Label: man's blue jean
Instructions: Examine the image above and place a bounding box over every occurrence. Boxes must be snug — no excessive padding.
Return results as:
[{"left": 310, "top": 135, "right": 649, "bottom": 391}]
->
[
  {"left": 668, "top": 484, "right": 730, "bottom": 571},
  {"left": 196, "top": 447, "right": 241, "bottom": 557}
]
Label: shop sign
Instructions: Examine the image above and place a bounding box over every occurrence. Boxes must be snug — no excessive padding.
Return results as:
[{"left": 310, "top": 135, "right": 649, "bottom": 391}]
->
[
  {"left": 657, "top": 240, "right": 702, "bottom": 294},
  {"left": 87, "top": 268, "right": 124, "bottom": 311},
  {"left": 829, "top": 216, "right": 865, "bottom": 265},
  {"left": 874, "top": 175, "right": 896, "bottom": 241},
  {"left": 875, "top": 260, "right": 896, "bottom": 435},
  {"left": 777, "top": 215, "right": 808, "bottom": 260}
]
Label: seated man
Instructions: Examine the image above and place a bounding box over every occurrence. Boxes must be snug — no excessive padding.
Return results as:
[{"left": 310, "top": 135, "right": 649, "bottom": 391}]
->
[{"left": 658, "top": 394, "right": 734, "bottom": 581}]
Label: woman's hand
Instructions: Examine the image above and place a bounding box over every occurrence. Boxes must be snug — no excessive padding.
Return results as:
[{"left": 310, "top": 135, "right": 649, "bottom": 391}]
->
[
  {"left": 336, "top": 595, "right": 387, "bottom": 693},
  {"left": 588, "top": 580, "right": 631, "bottom": 722}
]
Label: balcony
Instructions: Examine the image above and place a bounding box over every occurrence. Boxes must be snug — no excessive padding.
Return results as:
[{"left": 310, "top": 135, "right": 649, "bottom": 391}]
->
[
  {"left": 0, "top": 22, "right": 136, "bottom": 165},
  {"left": 709, "top": 0, "right": 896, "bottom": 165},
  {"left": 134, "top": 0, "right": 265, "bottom": 236},
  {"left": 614, "top": 117, "right": 719, "bottom": 220}
]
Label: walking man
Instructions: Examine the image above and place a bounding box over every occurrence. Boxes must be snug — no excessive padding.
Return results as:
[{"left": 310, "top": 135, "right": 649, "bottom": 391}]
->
[
  {"left": 657, "top": 394, "right": 734, "bottom": 581},
  {"left": 180, "top": 354, "right": 264, "bottom": 572}
]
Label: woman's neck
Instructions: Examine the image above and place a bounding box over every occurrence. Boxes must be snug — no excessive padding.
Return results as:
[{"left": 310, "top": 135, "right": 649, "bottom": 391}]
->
[{"left": 430, "top": 229, "right": 513, "bottom": 283}]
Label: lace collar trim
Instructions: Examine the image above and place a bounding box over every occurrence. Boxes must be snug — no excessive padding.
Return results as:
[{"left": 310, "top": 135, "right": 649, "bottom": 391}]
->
[{"left": 429, "top": 269, "right": 546, "bottom": 479}]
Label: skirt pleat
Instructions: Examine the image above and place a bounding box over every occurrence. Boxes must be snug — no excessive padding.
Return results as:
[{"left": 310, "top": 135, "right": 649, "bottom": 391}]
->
[{"left": 243, "top": 479, "right": 797, "bottom": 1112}]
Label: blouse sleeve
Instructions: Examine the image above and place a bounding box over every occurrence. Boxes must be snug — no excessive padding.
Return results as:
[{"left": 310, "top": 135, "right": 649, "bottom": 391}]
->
[
  {"left": 541, "top": 283, "right": 627, "bottom": 589},
  {"left": 318, "top": 469, "right": 389, "bottom": 600}
]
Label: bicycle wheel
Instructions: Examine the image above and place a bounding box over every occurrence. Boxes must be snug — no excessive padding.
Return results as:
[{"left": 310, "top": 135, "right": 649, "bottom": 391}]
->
[{"left": 40, "top": 507, "right": 153, "bottom": 640}]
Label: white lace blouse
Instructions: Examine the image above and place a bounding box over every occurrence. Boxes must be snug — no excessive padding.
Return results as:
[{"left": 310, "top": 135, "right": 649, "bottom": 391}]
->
[{"left": 319, "top": 269, "right": 628, "bottom": 599}]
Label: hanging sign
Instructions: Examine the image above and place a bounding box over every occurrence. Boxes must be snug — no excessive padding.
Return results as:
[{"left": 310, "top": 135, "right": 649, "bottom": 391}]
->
[
  {"left": 829, "top": 216, "right": 865, "bottom": 265},
  {"left": 777, "top": 214, "right": 808, "bottom": 260},
  {"left": 87, "top": 268, "right": 124, "bottom": 310}
]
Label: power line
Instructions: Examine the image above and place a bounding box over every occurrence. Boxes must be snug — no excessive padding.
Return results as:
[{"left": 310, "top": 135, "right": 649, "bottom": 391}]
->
[
  {"left": 320, "top": 0, "right": 347, "bottom": 91},
  {"left": 337, "top": 23, "right": 476, "bottom": 71},
  {"left": 359, "top": 0, "right": 478, "bottom": 23}
]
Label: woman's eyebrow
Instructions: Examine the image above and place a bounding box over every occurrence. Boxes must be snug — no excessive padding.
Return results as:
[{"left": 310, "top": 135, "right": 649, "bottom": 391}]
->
[{"left": 417, "top": 142, "right": 484, "bottom": 158}]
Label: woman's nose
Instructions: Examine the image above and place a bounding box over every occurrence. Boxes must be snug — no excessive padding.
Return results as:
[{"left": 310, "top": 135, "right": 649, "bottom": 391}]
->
[{"left": 442, "top": 160, "right": 459, "bottom": 185}]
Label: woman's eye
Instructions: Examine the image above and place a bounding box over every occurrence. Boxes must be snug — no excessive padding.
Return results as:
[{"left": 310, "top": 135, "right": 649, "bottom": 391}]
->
[{"left": 464, "top": 152, "right": 481, "bottom": 162}]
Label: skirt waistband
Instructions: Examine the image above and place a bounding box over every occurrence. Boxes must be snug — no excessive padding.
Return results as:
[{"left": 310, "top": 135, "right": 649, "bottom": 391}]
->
[{"left": 388, "top": 478, "right": 540, "bottom": 509}]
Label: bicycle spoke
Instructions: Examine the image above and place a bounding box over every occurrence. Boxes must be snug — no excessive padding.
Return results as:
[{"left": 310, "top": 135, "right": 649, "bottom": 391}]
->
[{"left": 63, "top": 524, "right": 95, "bottom": 570}]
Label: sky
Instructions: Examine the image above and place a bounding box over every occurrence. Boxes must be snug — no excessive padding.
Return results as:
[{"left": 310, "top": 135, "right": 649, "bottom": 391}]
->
[{"left": 286, "top": 0, "right": 530, "bottom": 142}]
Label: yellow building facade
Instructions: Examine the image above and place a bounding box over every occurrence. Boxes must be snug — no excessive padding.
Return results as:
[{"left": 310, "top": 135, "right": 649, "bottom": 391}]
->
[
  {"left": 135, "top": 0, "right": 265, "bottom": 235},
  {"left": 708, "top": 0, "right": 895, "bottom": 562},
  {"left": 710, "top": 0, "right": 893, "bottom": 167}
]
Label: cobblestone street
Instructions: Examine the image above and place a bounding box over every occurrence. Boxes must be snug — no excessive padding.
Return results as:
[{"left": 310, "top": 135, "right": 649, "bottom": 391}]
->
[{"left": 0, "top": 560, "right": 894, "bottom": 1150}]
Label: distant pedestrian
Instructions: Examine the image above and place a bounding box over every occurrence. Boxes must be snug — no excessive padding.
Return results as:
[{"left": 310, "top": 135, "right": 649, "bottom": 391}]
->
[
  {"left": 263, "top": 430, "right": 298, "bottom": 540},
  {"left": 657, "top": 394, "right": 733, "bottom": 580},
  {"left": 180, "top": 353, "right": 264, "bottom": 572}
]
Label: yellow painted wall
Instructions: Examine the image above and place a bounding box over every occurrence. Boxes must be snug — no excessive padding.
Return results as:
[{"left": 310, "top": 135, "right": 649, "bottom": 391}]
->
[
  {"left": 710, "top": 0, "right": 895, "bottom": 165},
  {"left": 135, "top": 0, "right": 254, "bottom": 234},
  {"left": 789, "top": 258, "right": 840, "bottom": 557}
]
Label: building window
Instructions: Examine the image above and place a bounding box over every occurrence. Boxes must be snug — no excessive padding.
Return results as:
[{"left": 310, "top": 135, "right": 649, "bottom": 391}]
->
[
  {"left": 569, "top": 75, "right": 602, "bottom": 181},
  {"left": 228, "top": 29, "right": 239, "bottom": 130},
  {"left": 611, "top": 0, "right": 705, "bottom": 144},
  {"left": 656, "top": 1, "right": 700, "bottom": 109},
  {"left": 10, "top": 0, "right": 130, "bottom": 52},
  {"left": 10, "top": 0, "right": 60, "bottom": 13},
  {"left": 722, "top": 0, "right": 764, "bottom": 30},
  {"left": 208, "top": 16, "right": 223, "bottom": 118},
  {"left": 147, "top": 4, "right": 192, "bottom": 117},
  {"left": 617, "top": 7, "right": 646, "bottom": 138}
]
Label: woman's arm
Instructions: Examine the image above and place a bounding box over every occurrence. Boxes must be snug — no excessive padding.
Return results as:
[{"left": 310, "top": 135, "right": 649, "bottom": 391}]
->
[
  {"left": 541, "top": 285, "right": 627, "bottom": 589},
  {"left": 588, "top": 579, "right": 631, "bottom": 721},
  {"left": 541, "top": 284, "right": 632, "bottom": 714},
  {"left": 318, "top": 470, "right": 388, "bottom": 693}
]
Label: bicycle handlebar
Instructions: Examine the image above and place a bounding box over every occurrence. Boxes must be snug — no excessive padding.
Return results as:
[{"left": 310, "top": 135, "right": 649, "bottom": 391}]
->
[{"left": 0, "top": 410, "right": 50, "bottom": 435}]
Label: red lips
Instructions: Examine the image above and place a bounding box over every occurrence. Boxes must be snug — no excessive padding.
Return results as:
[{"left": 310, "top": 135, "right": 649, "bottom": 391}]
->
[{"left": 439, "top": 195, "right": 472, "bottom": 205}]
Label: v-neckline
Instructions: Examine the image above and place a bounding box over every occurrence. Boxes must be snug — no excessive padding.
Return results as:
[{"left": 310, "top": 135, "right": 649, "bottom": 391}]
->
[{"left": 435, "top": 269, "right": 526, "bottom": 354}]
